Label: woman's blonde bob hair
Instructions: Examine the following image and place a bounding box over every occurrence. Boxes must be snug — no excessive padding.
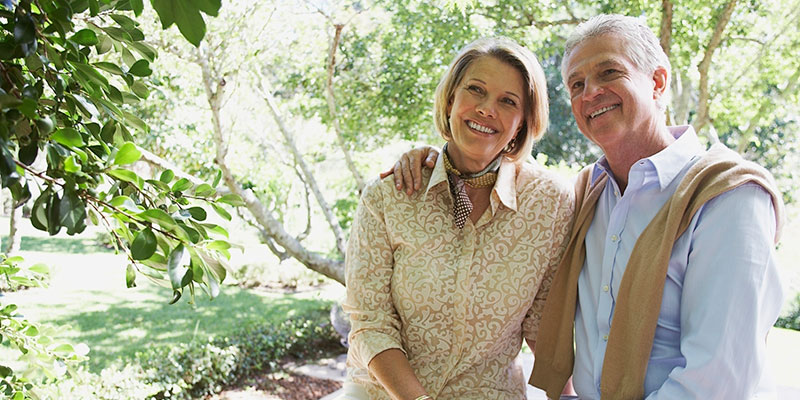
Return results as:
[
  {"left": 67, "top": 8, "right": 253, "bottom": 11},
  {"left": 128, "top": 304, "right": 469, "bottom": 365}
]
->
[{"left": 433, "top": 37, "right": 549, "bottom": 163}]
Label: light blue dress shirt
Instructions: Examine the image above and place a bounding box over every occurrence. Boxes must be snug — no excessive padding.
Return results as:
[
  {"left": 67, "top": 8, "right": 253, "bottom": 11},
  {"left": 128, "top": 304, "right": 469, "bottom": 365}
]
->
[{"left": 572, "top": 126, "right": 784, "bottom": 399}]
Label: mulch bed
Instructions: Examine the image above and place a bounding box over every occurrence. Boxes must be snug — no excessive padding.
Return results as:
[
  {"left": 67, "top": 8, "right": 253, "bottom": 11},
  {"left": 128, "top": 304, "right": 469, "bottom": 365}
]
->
[
  {"left": 212, "top": 371, "right": 342, "bottom": 400},
  {"left": 258, "top": 372, "right": 342, "bottom": 399}
]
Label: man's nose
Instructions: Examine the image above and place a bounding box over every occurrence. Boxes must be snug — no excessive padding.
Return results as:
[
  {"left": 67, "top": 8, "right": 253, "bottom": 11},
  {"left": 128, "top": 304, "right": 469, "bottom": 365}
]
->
[{"left": 582, "top": 79, "right": 604, "bottom": 101}]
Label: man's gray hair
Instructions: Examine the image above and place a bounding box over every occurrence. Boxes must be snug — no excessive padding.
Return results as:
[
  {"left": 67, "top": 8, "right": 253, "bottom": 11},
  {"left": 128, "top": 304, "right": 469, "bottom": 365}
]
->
[{"left": 561, "top": 14, "right": 672, "bottom": 110}]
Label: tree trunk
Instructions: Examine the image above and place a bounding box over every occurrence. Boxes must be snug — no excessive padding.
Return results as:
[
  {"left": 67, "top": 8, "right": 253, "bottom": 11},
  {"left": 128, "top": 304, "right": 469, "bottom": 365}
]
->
[
  {"left": 4, "top": 205, "right": 20, "bottom": 255},
  {"left": 326, "top": 23, "right": 366, "bottom": 194},
  {"left": 692, "top": 0, "right": 737, "bottom": 140}
]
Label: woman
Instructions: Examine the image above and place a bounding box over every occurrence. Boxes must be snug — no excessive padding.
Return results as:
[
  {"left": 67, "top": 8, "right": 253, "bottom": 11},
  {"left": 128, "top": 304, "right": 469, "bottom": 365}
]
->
[{"left": 343, "top": 37, "right": 574, "bottom": 399}]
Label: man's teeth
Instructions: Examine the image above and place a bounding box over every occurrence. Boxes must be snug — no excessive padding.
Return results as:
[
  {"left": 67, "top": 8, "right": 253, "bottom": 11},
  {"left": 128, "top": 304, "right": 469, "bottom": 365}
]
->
[
  {"left": 589, "top": 105, "right": 619, "bottom": 119},
  {"left": 467, "top": 121, "right": 496, "bottom": 134}
]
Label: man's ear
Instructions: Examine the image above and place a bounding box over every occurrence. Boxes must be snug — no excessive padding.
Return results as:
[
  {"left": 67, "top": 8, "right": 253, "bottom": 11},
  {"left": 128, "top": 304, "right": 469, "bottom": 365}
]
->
[{"left": 652, "top": 66, "right": 668, "bottom": 100}]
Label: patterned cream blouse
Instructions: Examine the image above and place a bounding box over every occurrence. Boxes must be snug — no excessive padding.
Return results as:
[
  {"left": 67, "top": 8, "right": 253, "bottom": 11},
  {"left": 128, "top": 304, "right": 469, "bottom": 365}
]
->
[{"left": 344, "top": 156, "right": 574, "bottom": 399}]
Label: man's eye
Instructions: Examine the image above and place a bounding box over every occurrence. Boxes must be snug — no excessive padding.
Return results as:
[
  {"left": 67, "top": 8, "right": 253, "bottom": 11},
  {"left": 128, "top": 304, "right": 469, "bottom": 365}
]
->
[
  {"left": 602, "top": 69, "right": 620, "bottom": 76},
  {"left": 570, "top": 81, "right": 584, "bottom": 90}
]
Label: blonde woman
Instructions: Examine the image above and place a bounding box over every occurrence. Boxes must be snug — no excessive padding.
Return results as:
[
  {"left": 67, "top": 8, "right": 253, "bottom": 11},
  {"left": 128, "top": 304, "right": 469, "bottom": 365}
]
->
[{"left": 342, "top": 37, "right": 574, "bottom": 399}]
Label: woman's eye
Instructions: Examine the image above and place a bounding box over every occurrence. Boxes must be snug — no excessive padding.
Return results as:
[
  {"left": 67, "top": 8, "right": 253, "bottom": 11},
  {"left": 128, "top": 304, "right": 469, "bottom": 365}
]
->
[
  {"left": 502, "top": 98, "right": 517, "bottom": 106},
  {"left": 467, "top": 85, "right": 483, "bottom": 94}
]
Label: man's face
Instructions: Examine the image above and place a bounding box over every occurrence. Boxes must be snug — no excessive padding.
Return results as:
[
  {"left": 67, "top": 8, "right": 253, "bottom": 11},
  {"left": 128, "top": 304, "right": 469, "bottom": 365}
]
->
[{"left": 562, "top": 34, "right": 665, "bottom": 152}]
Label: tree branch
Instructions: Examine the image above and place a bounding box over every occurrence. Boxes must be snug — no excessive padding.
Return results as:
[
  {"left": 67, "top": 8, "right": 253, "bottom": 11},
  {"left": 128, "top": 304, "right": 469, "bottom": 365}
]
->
[
  {"left": 326, "top": 23, "right": 366, "bottom": 193},
  {"left": 257, "top": 79, "right": 348, "bottom": 257},
  {"left": 692, "top": 0, "right": 737, "bottom": 139},
  {"left": 196, "top": 46, "right": 345, "bottom": 284},
  {"left": 659, "top": 0, "right": 673, "bottom": 58}
]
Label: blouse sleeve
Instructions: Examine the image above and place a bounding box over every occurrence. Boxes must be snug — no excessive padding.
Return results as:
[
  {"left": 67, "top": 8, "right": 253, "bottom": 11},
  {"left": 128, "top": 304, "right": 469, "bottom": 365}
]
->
[
  {"left": 343, "top": 179, "right": 405, "bottom": 368},
  {"left": 522, "top": 180, "right": 576, "bottom": 341}
]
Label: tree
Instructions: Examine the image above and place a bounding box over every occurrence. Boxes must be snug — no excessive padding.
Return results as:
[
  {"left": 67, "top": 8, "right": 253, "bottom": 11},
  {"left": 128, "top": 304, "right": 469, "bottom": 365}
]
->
[{"left": 0, "top": 0, "right": 233, "bottom": 396}]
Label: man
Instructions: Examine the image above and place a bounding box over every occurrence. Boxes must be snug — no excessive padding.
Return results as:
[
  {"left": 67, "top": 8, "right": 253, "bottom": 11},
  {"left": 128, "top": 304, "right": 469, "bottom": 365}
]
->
[{"left": 386, "top": 14, "right": 785, "bottom": 399}]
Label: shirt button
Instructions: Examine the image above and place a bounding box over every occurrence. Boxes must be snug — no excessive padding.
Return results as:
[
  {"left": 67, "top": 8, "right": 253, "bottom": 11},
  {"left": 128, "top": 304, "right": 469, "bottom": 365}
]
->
[
  {"left": 610, "top": 234, "right": 619, "bottom": 242},
  {"left": 614, "top": 190, "right": 620, "bottom": 197},
  {"left": 602, "top": 334, "right": 609, "bottom": 341},
  {"left": 602, "top": 285, "right": 609, "bottom": 292}
]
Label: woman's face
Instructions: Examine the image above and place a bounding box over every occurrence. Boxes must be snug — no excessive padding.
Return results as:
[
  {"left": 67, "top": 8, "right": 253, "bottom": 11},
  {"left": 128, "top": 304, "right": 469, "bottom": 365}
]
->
[{"left": 446, "top": 56, "right": 526, "bottom": 172}]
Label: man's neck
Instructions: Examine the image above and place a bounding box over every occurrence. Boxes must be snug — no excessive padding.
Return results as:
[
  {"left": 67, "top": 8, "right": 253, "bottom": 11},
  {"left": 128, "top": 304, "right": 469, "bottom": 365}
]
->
[{"left": 603, "top": 125, "right": 674, "bottom": 193}]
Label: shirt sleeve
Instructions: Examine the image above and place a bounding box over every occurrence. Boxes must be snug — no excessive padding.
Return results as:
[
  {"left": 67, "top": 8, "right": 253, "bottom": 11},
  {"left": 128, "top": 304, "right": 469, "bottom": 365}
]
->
[
  {"left": 523, "top": 182, "right": 576, "bottom": 341},
  {"left": 343, "top": 179, "right": 405, "bottom": 369},
  {"left": 646, "top": 184, "right": 784, "bottom": 399}
]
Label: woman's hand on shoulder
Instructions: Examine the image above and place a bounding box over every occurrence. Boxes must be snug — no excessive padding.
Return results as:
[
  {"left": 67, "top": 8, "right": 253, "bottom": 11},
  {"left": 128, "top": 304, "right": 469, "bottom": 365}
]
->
[{"left": 379, "top": 146, "right": 439, "bottom": 195}]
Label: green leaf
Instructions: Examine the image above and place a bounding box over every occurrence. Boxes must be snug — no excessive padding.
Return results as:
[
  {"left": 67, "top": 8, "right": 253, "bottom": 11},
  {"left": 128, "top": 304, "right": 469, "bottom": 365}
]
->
[
  {"left": 156, "top": 0, "right": 206, "bottom": 47},
  {"left": 130, "top": 0, "right": 144, "bottom": 16},
  {"left": 64, "top": 155, "right": 80, "bottom": 173},
  {"left": 59, "top": 189, "right": 87, "bottom": 235},
  {"left": 159, "top": 169, "right": 174, "bottom": 183},
  {"left": 94, "top": 61, "right": 125, "bottom": 75},
  {"left": 206, "top": 240, "right": 230, "bottom": 251},
  {"left": 106, "top": 168, "right": 143, "bottom": 189},
  {"left": 194, "top": 183, "right": 215, "bottom": 197},
  {"left": 196, "top": 0, "right": 222, "bottom": 16},
  {"left": 171, "top": 178, "right": 192, "bottom": 192},
  {"left": 70, "top": 29, "right": 99, "bottom": 46},
  {"left": 52, "top": 128, "right": 85, "bottom": 147},
  {"left": 212, "top": 169, "right": 222, "bottom": 187},
  {"left": 25, "top": 326, "right": 39, "bottom": 336},
  {"left": 126, "top": 264, "right": 137, "bottom": 287},
  {"left": 114, "top": 142, "right": 142, "bottom": 165},
  {"left": 110, "top": 195, "right": 141, "bottom": 212},
  {"left": 167, "top": 244, "right": 189, "bottom": 290},
  {"left": 70, "top": 62, "right": 110, "bottom": 90},
  {"left": 28, "top": 263, "right": 49, "bottom": 275},
  {"left": 187, "top": 206, "right": 207, "bottom": 221},
  {"left": 217, "top": 193, "right": 245, "bottom": 206},
  {"left": 151, "top": 0, "right": 176, "bottom": 28},
  {"left": 138, "top": 209, "right": 177, "bottom": 230},
  {"left": 210, "top": 203, "right": 231, "bottom": 221},
  {"left": 131, "top": 228, "right": 157, "bottom": 260},
  {"left": 128, "top": 60, "right": 152, "bottom": 77},
  {"left": 131, "top": 80, "right": 149, "bottom": 99},
  {"left": 52, "top": 343, "right": 75, "bottom": 355},
  {"left": 169, "top": 289, "right": 182, "bottom": 304},
  {"left": 129, "top": 42, "right": 157, "bottom": 62},
  {"left": 122, "top": 110, "right": 148, "bottom": 133}
]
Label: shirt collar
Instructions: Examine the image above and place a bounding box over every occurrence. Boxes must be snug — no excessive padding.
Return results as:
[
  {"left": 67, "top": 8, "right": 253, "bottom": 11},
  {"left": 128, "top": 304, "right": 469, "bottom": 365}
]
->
[
  {"left": 424, "top": 152, "right": 518, "bottom": 213},
  {"left": 492, "top": 158, "right": 518, "bottom": 212},
  {"left": 591, "top": 125, "right": 704, "bottom": 190}
]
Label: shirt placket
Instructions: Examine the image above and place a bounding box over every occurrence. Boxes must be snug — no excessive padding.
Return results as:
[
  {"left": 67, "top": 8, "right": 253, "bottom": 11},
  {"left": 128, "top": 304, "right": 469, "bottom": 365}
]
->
[
  {"left": 436, "top": 221, "right": 478, "bottom": 396},
  {"left": 593, "top": 168, "right": 645, "bottom": 388}
]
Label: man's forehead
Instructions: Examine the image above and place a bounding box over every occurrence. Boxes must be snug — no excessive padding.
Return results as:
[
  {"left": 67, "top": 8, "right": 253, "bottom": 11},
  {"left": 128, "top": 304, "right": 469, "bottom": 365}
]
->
[{"left": 564, "top": 40, "right": 631, "bottom": 80}]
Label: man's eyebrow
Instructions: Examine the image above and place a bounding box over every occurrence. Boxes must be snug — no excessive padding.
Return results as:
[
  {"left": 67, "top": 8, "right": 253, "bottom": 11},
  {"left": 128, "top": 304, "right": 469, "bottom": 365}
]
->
[{"left": 566, "top": 59, "right": 626, "bottom": 84}]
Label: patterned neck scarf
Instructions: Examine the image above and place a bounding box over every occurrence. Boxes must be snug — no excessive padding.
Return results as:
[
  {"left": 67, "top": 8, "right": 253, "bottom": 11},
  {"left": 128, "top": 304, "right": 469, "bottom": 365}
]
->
[{"left": 442, "top": 143, "right": 501, "bottom": 228}]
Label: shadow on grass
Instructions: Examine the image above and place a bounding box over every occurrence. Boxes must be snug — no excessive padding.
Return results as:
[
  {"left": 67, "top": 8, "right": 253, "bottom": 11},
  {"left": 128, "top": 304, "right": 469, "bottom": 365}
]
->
[
  {"left": 1, "top": 235, "right": 113, "bottom": 254},
  {"left": 43, "top": 284, "right": 335, "bottom": 373}
]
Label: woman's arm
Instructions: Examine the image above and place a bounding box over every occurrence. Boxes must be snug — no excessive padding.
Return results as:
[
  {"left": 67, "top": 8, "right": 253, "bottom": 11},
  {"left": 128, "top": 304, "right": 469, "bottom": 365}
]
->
[
  {"left": 344, "top": 180, "right": 430, "bottom": 399},
  {"left": 369, "top": 349, "right": 430, "bottom": 400}
]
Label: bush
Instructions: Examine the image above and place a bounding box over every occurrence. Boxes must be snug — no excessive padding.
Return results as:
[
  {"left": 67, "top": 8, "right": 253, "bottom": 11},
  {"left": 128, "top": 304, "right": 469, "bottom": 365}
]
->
[
  {"left": 38, "top": 308, "right": 343, "bottom": 399},
  {"left": 135, "top": 341, "right": 239, "bottom": 399},
  {"left": 776, "top": 293, "right": 800, "bottom": 331}
]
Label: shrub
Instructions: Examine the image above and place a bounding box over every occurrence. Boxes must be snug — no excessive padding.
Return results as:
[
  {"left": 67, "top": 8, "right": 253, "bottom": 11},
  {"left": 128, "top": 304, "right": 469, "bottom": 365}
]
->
[
  {"left": 135, "top": 341, "right": 239, "bottom": 399},
  {"left": 775, "top": 293, "right": 800, "bottom": 331},
  {"left": 38, "top": 306, "right": 343, "bottom": 399}
]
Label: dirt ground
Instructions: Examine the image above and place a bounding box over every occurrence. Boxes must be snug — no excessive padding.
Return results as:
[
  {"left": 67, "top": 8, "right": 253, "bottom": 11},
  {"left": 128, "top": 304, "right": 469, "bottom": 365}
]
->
[{"left": 210, "top": 371, "right": 341, "bottom": 400}]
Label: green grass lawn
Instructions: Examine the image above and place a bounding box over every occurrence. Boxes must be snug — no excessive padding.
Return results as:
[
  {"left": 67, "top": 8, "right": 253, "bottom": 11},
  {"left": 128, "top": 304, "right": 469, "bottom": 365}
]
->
[{"left": 1, "top": 217, "right": 344, "bottom": 373}]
